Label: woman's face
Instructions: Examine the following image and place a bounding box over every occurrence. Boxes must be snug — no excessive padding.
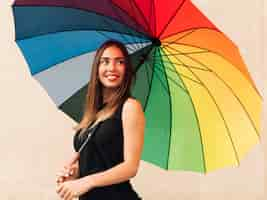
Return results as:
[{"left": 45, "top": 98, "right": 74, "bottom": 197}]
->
[{"left": 98, "top": 46, "right": 126, "bottom": 89}]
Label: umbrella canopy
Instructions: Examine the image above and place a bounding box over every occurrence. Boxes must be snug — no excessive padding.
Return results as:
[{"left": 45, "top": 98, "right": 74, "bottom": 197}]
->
[{"left": 12, "top": 0, "right": 262, "bottom": 173}]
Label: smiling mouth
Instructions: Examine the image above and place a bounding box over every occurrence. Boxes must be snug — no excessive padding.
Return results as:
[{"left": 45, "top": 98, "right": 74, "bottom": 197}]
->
[{"left": 105, "top": 75, "right": 119, "bottom": 81}]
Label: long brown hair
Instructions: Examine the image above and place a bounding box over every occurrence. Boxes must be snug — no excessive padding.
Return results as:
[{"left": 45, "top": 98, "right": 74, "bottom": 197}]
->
[{"left": 73, "top": 40, "right": 135, "bottom": 133}]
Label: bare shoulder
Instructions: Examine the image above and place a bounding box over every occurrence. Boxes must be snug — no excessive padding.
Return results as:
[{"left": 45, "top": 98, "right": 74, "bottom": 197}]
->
[
  {"left": 121, "top": 97, "right": 145, "bottom": 137},
  {"left": 122, "top": 98, "right": 145, "bottom": 122},
  {"left": 123, "top": 98, "right": 143, "bottom": 114}
]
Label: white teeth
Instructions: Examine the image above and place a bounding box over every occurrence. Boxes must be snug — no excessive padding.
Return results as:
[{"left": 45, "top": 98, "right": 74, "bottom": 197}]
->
[{"left": 106, "top": 75, "right": 118, "bottom": 81}]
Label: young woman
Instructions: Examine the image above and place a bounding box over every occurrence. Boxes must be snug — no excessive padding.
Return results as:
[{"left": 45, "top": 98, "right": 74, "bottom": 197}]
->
[{"left": 56, "top": 40, "right": 145, "bottom": 200}]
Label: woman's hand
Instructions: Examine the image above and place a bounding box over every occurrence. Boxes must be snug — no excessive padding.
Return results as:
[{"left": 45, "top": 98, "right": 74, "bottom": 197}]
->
[
  {"left": 56, "top": 162, "right": 79, "bottom": 184},
  {"left": 56, "top": 177, "right": 94, "bottom": 200}
]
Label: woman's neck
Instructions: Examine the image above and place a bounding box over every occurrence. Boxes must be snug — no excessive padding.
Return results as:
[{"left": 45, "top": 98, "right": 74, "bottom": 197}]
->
[{"left": 102, "top": 88, "right": 116, "bottom": 103}]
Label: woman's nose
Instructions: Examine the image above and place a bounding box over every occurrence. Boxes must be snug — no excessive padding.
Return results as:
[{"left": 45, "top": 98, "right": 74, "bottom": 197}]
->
[{"left": 107, "top": 61, "right": 116, "bottom": 70}]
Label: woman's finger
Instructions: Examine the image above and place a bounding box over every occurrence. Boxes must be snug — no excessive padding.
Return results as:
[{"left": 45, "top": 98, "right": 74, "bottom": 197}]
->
[
  {"left": 73, "top": 191, "right": 79, "bottom": 200},
  {"left": 69, "top": 169, "right": 74, "bottom": 175},
  {"left": 59, "top": 186, "right": 68, "bottom": 199},
  {"left": 66, "top": 191, "right": 75, "bottom": 200},
  {"left": 72, "top": 191, "right": 78, "bottom": 199},
  {"left": 63, "top": 188, "right": 72, "bottom": 200},
  {"left": 56, "top": 176, "right": 64, "bottom": 184},
  {"left": 57, "top": 170, "right": 72, "bottom": 179},
  {"left": 56, "top": 172, "right": 67, "bottom": 183},
  {"left": 56, "top": 183, "right": 63, "bottom": 194}
]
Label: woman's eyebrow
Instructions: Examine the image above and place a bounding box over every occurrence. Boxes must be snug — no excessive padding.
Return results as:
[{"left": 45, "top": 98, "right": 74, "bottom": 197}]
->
[{"left": 100, "top": 57, "right": 125, "bottom": 59}]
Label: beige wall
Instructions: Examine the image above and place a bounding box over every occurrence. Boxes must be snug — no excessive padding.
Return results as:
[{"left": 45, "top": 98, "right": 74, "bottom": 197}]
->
[{"left": 0, "top": 0, "right": 265, "bottom": 199}]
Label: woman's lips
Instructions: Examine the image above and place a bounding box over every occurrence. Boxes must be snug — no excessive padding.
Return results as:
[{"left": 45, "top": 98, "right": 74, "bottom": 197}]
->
[{"left": 105, "top": 74, "right": 119, "bottom": 81}]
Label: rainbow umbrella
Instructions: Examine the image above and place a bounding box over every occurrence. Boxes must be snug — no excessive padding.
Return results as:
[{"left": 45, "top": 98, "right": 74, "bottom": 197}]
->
[{"left": 12, "top": 0, "right": 262, "bottom": 173}]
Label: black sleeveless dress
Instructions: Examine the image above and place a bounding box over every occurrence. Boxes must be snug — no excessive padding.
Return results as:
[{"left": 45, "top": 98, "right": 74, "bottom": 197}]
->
[{"left": 73, "top": 99, "right": 142, "bottom": 200}]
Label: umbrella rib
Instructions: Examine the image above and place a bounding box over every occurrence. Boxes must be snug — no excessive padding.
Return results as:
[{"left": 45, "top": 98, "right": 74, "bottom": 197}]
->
[
  {"left": 164, "top": 45, "right": 261, "bottom": 139},
  {"left": 111, "top": 1, "right": 139, "bottom": 49},
  {"left": 136, "top": 50, "right": 154, "bottom": 91},
  {"left": 97, "top": 31, "right": 150, "bottom": 52},
  {"left": 109, "top": 1, "right": 152, "bottom": 36},
  {"left": 144, "top": 62, "right": 152, "bottom": 86},
  {"left": 153, "top": 50, "right": 210, "bottom": 57},
  {"left": 142, "top": 48, "right": 156, "bottom": 112},
  {"left": 131, "top": 0, "right": 153, "bottom": 36},
  {"left": 161, "top": 45, "right": 212, "bottom": 72},
  {"left": 101, "top": 6, "right": 141, "bottom": 51},
  {"left": 163, "top": 41, "right": 262, "bottom": 98},
  {"left": 154, "top": 47, "right": 211, "bottom": 85},
  {"left": 31, "top": 39, "right": 143, "bottom": 75},
  {"left": 160, "top": 27, "right": 220, "bottom": 40},
  {"left": 160, "top": 29, "right": 196, "bottom": 49},
  {"left": 95, "top": 30, "right": 135, "bottom": 52},
  {"left": 155, "top": 60, "right": 210, "bottom": 72},
  {"left": 153, "top": 63, "right": 192, "bottom": 92},
  {"left": 148, "top": 0, "right": 154, "bottom": 36},
  {"left": 134, "top": 44, "right": 155, "bottom": 73},
  {"left": 152, "top": 0, "right": 156, "bottom": 37},
  {"left": 142, "top": 49, "right": 186, "bottom": 98},
  {"left": 94, "top": 16, "right": 137, "bottom": 52},
  {"left": 152, "top": 59, "right": 212, "bottom": 72},
  {"left": 130, "top": 41, "right": 152, "bottom": 51},
  {"left": 164, "top": 46, "right": 242, "bottom": 166},
  {"left": 153, "top": 63, "right": 203, "bottom": 87},
  {"left": 157, "top": 0, "right": 187, "bottom": 38},
  {"left": 147, "top": 63, "right": 174, "bottom": 95},
  {"left": 212, "top": 72, "right": 261, "bottom": 139},
  {"left": 162, "top": 29, "right": 196, "bottom": 45},
  {"left": 108, "top": 2, "right": 149, "bottom": 50},
  {"left": 156, "top": 47, "right": 173, "bottom": 170},
  {"left": 160, "top": 46, "right": 207, "bottom": 173},
  {"left": 16, "top": 28, "right": 150, "bottom": 43},
  {"left": 133, "top": 61, "right": 152, "bottom": 107}
]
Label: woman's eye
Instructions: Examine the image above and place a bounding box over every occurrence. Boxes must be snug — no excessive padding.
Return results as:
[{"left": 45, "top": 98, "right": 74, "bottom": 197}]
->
[
  {"left": 100, "top": 60, "right": 109, "bottom": 65},
  {"left": 117, "top": 60, "right": 125, "bottom": 65},
  {"left": 100, "top": 58, "right": 125, "bottom": 65}
]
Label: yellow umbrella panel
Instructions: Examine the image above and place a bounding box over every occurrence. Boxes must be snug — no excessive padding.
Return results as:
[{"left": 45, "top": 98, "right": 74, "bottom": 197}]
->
[{"left": 157, "top": 28, "right": 262, "bottom": 173}]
